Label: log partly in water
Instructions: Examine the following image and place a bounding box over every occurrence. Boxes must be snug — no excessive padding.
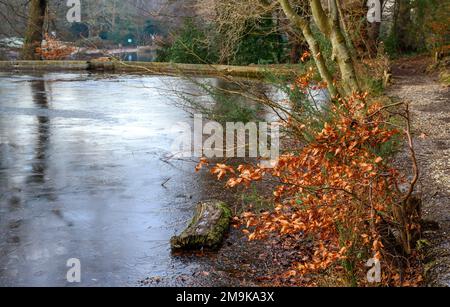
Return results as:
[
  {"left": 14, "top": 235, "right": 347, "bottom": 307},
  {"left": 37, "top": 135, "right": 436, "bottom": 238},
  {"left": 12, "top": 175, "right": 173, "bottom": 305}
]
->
[{"left": 170, "top": 201, "right": 232, "bottom": 251}]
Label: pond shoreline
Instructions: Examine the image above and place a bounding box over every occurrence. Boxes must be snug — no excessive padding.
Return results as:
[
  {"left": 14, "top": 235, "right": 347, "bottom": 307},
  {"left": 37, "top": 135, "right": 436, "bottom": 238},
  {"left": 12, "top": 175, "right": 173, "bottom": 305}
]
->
[
  {"left": 0, "top": 60, "right": 299, "bottom": 79},
  {"left": 0, "top": 71, "right": 288, "bottom": 286}
]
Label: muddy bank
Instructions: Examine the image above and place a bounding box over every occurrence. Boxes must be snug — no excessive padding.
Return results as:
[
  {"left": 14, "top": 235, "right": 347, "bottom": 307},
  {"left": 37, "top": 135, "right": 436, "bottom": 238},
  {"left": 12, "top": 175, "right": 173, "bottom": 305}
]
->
[
  {"left": 139, "top": 176, "right": 305, "bottom": 287},
  {"left": 387, "top": 56, "right": 450, "bottom": 286}
]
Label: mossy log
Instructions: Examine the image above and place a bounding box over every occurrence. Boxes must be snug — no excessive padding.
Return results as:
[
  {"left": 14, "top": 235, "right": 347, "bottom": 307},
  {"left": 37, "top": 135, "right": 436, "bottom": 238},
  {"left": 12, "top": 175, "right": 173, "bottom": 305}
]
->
[{"left": 170, "top": 201, "right": 232, "bottom": 251}]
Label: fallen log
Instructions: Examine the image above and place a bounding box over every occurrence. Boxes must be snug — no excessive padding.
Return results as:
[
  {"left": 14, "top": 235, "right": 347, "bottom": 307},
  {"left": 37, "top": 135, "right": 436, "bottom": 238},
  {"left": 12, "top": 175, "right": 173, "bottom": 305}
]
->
[
  {"left": 170, "top": 200, "right": 232, "bottom": 251},
  {"left": 0, "top": 60, "right": 299, "bottom": 79}
]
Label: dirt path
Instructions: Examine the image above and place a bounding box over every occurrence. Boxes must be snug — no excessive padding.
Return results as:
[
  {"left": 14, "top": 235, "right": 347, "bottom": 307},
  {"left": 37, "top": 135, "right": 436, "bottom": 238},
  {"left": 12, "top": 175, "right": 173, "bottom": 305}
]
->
[{"left": 387, "top": 56, "right": 450, "bottom": 286}]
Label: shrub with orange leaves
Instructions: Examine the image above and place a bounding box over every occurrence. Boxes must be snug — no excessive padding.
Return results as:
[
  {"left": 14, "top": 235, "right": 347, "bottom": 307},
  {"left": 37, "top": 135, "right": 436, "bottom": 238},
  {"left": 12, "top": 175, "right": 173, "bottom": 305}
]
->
[
  {"left": 36, "top": 34, "right": 75, "bottom": 60},
  {"left": 196, "top": 69, "right": 422, "bottom": 286}
]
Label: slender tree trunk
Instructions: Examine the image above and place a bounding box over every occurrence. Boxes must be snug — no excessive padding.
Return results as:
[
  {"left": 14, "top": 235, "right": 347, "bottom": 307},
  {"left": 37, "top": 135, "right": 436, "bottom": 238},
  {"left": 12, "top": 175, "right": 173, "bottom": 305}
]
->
[
  {"left": 395, "top": 0, "right": 414, "bottom": 52},
  {"left": 278, "top": 0, "right": 339, "bottom": 97},
  {"left": 302, "top": 25, "right": 340, "bottom": 97},
  {"left": 112, "top": 0, "right": 117, "bottom": 32},
  {"left": 365, "top": 0, "right": 384, "bottom": 57},
  {"left": 310, "top": 0, "right": 360, "bottom": 94},
  {"left": 329, "top": 23, "right": 360, "bottom": 94},
  {"left": 367, "top": 0, "right": 383, "bottom": 56},
  {"left": 289, "top": 42, "right": 301, "bottom": 64},
  {"left": 367, "top": 21, "right": 381, "bottom": 55},
  {"left": 278, "top": 0, "right": 360, "bottom": 96},
  {"left": 22, "top": 0, "right": 47, "bottom": 60},
  {"left": 398, "top": 0, "right": 412, "bottom": 50},
  {"left": 336, "top": 0, "right": 356, "bottom": 57}
]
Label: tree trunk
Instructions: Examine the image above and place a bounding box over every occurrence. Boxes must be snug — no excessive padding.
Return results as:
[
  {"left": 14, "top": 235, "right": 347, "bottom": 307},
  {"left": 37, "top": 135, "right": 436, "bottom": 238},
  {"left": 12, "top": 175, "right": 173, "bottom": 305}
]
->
[
  {"left": 278, "top": 0, "right": 339, "bottom": 97},
  {"left": 112, "top": 0, "right": 117, "bottom": 32},
  {"left": 364, "top": 0, "right": 383, "bottom": 57},
  {"left": 310, "top": 0, "right": 360, "bottom": 94},
  {"left": 289, "top": 41, "right": 302, "bottom": 64},
  {"left": 22, "top": 0, "right": 47, "bottom": 60},
  {"left": 367, "top": 21, "right": 381, "bottom": 56},
  {"left": 329, "top": 25, "right": 360, "bottom": 94},
  {"left": 278, "top": 0, "right": 360, "bottom": 96},
  {"left": 395, "top": 0, "right": 414, "bottom": 52},
  {"left": 336, "top": 0, "right": 357, "bottom": 57},
  {"left": 303, "top": 25, "right": 340, "bottom": 97}
]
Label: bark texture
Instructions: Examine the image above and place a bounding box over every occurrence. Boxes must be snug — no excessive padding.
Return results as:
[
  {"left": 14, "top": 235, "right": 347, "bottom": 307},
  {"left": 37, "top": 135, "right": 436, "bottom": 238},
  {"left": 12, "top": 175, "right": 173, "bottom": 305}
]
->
[
  {"left": 22, "top": 0, "right": 47, "bottom": 60},
  {"left": 278, "top": 0, "right": 361, "bottom": 96},
  {"left": 279, "top": 0, "right": 339, "bottom": 97},
  {"left": 170, "top": 201, "right": 232, "bottom": 251}
]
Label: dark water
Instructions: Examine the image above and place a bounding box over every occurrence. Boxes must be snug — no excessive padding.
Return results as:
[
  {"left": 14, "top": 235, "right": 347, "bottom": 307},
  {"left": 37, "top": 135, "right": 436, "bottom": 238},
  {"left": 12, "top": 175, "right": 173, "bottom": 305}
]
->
[
  {"left": 118, "top": 51, "right": 156, "bottom": 62},
  {"left": 0, "top": 72, "right": 230, "bottom": 286}
]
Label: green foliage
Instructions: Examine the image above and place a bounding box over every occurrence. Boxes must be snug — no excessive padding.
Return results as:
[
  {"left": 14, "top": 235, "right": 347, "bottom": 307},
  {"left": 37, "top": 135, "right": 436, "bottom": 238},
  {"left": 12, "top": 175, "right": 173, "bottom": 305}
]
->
[
  {"left": 155, "top": 39, "right": 172, "bottom": 62},
  {"left": 383, "top": 31, "right": 400, "bottom": 58},
  {"left": 157, "top": 19, "right": 219, "bottom": 64},
  {"left": 201, "top": 82, "right": 261, "bottom": 123},
  {"left": 383, "top": 29, "right": 423, "bottom": 57},
  {"left": 211, "top": 95, "right": 259, "bottom": 123},
  {"left": 92, "top": 17, "right": 163, "bottom": 46},
  {"left": 99, "top": 30, "right": 109, "bottom": 40},
  {"left": 157, "top": 17, "right": 285, "bottom": 65},
  {"left": 102, "top": 16, "right": 138, "bottom": 46},
  {"left": 384, "top": 0, "right": 449, "bottom": 56},
  {"left": 370, "top": 130, "right": 402, "bottom": 159},
  {"left": 231, "top": 17, "right": 285, "bottom": 65},
  {"left": 175, "top": 78, "right": 262, "bottom": 124},
  {"left": 268, "top": 71, "right": 328, "bottom": 137},
  {"left": 416, "top": 239, "right": 431, "bottom": 251},
  {"left": 361, "top": 75, "right": 384, "bottom": 96},
  {"left": 240, "top": 186, "right": 274, "bottom": 214},
  {"left": 336, "top": 222, "right": 359, "bottom": 287}
]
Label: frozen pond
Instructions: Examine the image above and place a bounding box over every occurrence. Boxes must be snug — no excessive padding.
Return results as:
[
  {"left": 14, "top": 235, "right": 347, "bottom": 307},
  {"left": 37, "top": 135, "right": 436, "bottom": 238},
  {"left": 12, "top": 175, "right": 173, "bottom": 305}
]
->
[
  {"left": 0, "top": 72, "right": 232, "bottom": 286},
  {"left": 0, "top": 71, "right": 322, "bottom": 286}
]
